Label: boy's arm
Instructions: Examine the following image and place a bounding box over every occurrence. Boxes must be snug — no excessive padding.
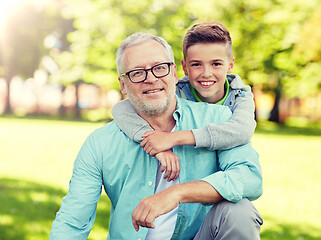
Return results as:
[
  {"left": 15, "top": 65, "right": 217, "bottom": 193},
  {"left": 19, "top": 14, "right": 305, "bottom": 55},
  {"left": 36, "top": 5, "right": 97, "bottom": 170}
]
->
[
  {"left": 111, "top": 99, "right": 153, "bottom": 142},
  {"left": 112, "top": 99, "right": 181, "bottom": 182},
  {"left": 192, "top": 89, "right": 256, "bottom": 151},
  {"left": 141, "top": 130, "right": 196, "bottom": 156},
  {"left": 140, "top": 89, "right": 255, "bottom": 154}
]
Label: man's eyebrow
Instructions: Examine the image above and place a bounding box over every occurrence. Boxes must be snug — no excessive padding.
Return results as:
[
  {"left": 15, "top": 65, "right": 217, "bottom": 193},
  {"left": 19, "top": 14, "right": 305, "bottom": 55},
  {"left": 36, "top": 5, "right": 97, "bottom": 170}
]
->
[{"left": 130, "top": 61, "right": 166, "bottom": 69}]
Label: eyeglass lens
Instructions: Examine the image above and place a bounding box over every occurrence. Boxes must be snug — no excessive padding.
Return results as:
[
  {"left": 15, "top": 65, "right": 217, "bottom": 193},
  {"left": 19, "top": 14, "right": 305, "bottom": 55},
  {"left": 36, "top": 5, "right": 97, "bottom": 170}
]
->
[{"left": 129, "top": 63, "right": 170, "bottom": 82}]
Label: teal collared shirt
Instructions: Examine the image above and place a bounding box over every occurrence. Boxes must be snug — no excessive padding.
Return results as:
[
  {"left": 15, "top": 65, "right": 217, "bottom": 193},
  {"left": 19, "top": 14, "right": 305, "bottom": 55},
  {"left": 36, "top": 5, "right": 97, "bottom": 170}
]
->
[{"left": 50, "top": 98, "right": 262, "bottom": 240}]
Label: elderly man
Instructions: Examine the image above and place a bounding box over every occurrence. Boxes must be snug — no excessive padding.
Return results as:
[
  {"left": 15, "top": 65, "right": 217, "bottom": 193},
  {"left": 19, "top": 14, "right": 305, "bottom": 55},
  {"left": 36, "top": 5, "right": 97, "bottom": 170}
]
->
[{"left": 49, "top": 32, "right": 263, "bottom": 240}]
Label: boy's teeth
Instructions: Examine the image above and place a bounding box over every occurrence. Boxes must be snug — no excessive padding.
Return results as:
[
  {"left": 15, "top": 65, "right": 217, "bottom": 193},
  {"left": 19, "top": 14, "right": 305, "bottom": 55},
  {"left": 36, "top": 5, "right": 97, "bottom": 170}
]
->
[{"left": 200, "top": 82, "right": 214, "bottom": 86}]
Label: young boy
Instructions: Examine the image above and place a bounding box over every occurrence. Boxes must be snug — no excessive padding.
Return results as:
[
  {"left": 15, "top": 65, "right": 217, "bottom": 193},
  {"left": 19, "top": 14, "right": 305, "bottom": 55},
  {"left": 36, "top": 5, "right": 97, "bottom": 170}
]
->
[{"left": 112, "top": 21, "right": 256, "bottom": 181}]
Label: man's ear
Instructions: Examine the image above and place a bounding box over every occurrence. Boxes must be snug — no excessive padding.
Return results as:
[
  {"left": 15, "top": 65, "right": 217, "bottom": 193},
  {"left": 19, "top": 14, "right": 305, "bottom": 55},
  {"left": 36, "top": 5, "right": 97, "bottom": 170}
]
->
[
  {"left": 227, "top": 57, "right": 235, "bottom": 74},
  {"left": 181, "top": 58, "right": 189, "bottom": 76},
  {"left": 118, "top": 77, "right": 127, "bottom": 95}
]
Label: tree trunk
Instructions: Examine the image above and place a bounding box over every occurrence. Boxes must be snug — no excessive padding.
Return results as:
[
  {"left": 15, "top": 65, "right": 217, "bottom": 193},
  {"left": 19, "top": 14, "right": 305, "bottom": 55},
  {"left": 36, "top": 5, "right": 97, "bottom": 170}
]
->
[
  {"left": 75, "top": 82, "right": 81, "bottom": 120},
  {"left": 59, "top": 85, "right": 66, "bottom": 119},
  {"left": 268, "top": 84, "right": 282, "bottom": 123},
  {"left": 3, "top": 69, "right": 14, "bottom": 114}
]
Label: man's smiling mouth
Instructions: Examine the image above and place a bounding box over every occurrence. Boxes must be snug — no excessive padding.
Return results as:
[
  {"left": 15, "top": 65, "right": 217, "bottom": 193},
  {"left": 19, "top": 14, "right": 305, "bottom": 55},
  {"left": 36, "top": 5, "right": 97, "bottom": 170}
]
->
[{"left": 143, "top": 88, "right": 164, "bottom": 94}]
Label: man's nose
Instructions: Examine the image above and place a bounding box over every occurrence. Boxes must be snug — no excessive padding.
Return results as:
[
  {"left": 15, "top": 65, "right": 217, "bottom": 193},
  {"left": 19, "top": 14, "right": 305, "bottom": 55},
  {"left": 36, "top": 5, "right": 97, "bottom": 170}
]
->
[{"left": 144, "top": 70, "right": 158, "bottom": 83}]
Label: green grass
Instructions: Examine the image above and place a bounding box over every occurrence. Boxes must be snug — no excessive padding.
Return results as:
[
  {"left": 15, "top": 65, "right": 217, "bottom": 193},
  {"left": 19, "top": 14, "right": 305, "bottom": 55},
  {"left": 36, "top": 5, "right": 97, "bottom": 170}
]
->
[{"left": 0, "top": 117, "right": 321, "bottom": 239}]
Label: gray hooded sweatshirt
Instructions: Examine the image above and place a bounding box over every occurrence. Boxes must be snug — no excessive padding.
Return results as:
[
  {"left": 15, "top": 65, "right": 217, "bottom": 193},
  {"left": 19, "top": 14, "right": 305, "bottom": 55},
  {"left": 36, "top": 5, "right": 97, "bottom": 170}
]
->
[{"left": 112, "top": 74, "right": 256, "bottom": 150}]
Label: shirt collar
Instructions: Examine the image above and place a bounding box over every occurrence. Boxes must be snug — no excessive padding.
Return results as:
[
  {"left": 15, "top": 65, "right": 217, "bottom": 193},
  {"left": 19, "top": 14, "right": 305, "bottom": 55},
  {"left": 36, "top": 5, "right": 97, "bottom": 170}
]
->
[{"left": 173, "top": 96, "right": 182, "bottom": 122}]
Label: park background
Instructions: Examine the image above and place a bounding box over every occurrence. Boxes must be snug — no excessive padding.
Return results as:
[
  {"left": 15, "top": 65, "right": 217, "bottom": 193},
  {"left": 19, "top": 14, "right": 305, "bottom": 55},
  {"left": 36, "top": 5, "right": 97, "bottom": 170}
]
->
[{"left": 0, "top": 0, "right": 320, "bottom": 239}]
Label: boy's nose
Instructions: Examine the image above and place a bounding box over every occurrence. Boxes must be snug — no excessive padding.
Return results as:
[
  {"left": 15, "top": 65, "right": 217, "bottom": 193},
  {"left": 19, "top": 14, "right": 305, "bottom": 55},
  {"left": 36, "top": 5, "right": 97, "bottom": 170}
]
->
[{"left": 202, "top": 66, "right": 213, "bottom": 78}]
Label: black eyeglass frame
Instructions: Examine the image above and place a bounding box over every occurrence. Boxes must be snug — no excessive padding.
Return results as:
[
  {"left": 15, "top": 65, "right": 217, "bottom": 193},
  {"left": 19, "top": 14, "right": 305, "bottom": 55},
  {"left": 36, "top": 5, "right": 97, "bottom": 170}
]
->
[{"left": 120, "top": 62, "right": 174, "bottom": 83}]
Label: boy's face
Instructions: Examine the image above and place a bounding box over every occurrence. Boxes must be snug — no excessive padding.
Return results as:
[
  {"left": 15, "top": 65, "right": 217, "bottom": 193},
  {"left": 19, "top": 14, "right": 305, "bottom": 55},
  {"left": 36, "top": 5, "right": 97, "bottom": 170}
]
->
[{"left": 181, "top": 43, "right": 234, "bottom": 103}]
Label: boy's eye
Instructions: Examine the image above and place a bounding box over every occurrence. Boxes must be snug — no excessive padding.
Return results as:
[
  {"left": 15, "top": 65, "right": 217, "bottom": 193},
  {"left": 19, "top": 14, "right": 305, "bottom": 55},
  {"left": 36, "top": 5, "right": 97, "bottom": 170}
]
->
[
  {"left": 213, "top": 62, "right": 221, "bottom": 66},
  {"left": 191, "top": 63, "right": 201, "bottom": 67}
]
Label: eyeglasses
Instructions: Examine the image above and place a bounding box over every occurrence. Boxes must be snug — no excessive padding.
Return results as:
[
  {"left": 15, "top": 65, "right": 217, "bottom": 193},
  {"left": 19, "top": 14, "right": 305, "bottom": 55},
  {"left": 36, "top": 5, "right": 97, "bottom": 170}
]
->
[{"left": 120, "top": 62, "right": 174, "bottom": 83}]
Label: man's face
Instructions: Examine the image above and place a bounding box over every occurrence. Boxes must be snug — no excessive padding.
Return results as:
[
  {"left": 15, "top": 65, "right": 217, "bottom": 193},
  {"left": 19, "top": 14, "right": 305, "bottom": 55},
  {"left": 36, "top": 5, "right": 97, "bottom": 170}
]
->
[
  {"left": 182, "top": 43, "right": 234, "bottom": 103},
  {"left": 119, "top": 40, "right": 178, "bottom": 116}
]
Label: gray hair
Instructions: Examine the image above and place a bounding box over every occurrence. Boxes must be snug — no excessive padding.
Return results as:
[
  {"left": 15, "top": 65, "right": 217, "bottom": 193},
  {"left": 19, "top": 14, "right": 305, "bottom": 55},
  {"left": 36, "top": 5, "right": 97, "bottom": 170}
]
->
[{"left": 116, "top": 32, "right": 175, "bottom": 75}]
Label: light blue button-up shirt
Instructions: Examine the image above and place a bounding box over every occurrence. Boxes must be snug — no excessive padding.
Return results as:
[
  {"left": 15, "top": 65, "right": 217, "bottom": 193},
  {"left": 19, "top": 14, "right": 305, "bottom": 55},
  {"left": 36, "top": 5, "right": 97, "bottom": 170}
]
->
[{"left": 49, "top": 97, "right": 262, "bottom": 240}]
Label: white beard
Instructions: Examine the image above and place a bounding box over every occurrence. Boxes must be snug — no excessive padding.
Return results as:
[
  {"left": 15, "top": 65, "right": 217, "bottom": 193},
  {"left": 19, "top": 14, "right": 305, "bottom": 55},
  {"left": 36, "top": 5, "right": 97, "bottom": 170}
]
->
[{"left": 124, "top": 85, "right": 175, "bottom": 117}]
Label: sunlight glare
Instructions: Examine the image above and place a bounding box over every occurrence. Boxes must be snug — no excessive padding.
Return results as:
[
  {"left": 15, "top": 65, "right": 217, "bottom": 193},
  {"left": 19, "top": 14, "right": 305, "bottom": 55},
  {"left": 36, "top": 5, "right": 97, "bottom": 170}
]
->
[
  {"left": 0, "top": 0, "right": 48, "bottom": 29},
  {"left": 0, "top": 0, "right": 23, "bottom": 25}
]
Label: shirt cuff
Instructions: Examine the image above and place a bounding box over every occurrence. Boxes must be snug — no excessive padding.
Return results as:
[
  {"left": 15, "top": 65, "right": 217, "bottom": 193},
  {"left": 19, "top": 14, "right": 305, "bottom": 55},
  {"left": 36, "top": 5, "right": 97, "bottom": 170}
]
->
[
  {"left": 201, "top": 172, "right": 242, "bottom": 203},
  {"left": 191, "top": 127, "right": 212, "bottom": 148}
]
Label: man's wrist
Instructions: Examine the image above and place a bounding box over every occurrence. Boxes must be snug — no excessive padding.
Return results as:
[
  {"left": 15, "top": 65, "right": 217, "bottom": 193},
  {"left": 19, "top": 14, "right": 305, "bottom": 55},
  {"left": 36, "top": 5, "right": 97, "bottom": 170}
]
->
[{"left": 169, "top": 181, "right": 223, "bottom": 204}]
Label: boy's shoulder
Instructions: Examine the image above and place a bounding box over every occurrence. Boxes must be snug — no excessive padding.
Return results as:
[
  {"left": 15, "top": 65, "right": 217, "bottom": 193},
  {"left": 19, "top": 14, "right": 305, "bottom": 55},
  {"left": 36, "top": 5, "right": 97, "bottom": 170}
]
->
[{"left": 227, "top": 74, "right": 251, "bottom": 91}]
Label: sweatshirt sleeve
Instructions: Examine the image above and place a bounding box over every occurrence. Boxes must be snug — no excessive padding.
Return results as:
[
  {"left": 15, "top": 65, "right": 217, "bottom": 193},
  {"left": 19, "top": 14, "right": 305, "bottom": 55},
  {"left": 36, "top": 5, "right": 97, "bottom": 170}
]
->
[
  {"left": 192, "top": 88, "right": 256, "bottom": 151},
  {"left": 111, "top": 99, "right": 153, "bottom": 142}
]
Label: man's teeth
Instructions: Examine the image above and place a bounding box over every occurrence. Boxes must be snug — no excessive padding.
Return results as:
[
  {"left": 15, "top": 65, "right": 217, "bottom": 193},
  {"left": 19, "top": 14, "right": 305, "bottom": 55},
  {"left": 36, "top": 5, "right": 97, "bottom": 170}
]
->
[
  {"left": 200, "top": 82, "right": 214, "bottom": 86},
  {"left": 146, "top": 89, "right": 161, "bottom": 93}
]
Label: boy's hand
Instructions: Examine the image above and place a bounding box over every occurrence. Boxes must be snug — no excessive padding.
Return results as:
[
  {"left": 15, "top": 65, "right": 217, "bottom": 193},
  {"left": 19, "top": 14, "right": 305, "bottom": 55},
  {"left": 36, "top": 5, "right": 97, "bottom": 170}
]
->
[
  {"left": 155, "top": 150, "right": 180, "bottom": 182},
  {"left": 141, "top": 131, "right": 175, "bottom": 156}
]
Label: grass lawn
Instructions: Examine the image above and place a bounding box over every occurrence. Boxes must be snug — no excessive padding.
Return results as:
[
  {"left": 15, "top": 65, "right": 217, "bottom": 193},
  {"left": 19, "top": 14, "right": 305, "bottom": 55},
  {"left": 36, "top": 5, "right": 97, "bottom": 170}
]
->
[{"left": 0, "top": 117, "right": 320, "bottom": 239}]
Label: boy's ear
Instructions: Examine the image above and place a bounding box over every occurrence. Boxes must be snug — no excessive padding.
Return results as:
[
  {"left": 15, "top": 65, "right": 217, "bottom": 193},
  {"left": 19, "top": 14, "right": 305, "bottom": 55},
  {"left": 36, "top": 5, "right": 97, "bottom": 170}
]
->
[
  {"left": 181, "top": 59, "right": 189, "bottom": 76},
  {"left": 227, "top": 57, "right": 235, "bottom": 74},
  {"left": 118, "top": 77, "right": 127, "bottom": 95}
]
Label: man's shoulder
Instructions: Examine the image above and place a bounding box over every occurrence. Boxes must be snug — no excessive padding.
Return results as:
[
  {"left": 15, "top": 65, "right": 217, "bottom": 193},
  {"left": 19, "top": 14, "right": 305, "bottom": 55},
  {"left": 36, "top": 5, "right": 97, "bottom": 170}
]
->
[{"left": 88, "top": 121, "right": 127, "bottom": 143}]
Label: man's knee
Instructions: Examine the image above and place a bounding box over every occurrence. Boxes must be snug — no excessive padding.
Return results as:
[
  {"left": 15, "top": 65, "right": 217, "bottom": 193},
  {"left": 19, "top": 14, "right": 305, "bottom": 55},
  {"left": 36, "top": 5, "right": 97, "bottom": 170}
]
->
[
  {"left": 214, "top": 198, "right": 263, "bottom": 239},
  {"left": 217, "top": 198, "right": 261, "bottom": 223},
  {"left": 195, "top": 198, "right": 263, "bottom": 240}
]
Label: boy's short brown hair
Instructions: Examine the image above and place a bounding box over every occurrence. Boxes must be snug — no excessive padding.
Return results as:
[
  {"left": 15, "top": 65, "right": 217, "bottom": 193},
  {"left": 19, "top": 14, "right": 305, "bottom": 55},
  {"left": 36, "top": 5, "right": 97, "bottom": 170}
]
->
[{"left": 182, "top": 20, "right": 232, "bottom": 59}]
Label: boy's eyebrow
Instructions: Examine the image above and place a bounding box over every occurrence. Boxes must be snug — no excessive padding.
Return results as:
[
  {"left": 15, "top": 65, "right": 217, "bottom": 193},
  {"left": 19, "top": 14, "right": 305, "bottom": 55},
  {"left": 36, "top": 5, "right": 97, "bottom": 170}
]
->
[{"left": 188, "top": 59, "right": 224, "bottom": 63}]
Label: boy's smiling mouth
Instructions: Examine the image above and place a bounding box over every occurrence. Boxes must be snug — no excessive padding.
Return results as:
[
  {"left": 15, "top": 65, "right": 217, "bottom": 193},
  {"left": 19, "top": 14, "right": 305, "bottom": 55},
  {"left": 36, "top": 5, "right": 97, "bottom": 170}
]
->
[{"left": 199, "top": 81, "right": 215, "bottom": 87}]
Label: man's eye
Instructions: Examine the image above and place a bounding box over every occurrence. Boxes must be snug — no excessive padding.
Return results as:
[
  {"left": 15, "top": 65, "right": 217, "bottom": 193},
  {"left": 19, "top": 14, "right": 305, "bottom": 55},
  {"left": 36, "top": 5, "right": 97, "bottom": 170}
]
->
[
  {"left": 154, "top": 66, "right": 166, "bottom": 71},
  {"left": 132, "top": 70, "right": 144, "bottom": 77}
]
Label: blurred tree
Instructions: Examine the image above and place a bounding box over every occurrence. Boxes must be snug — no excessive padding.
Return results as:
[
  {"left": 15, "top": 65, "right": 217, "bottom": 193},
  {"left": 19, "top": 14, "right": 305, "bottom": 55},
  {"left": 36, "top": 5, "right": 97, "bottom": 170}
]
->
[
  {"left": 53, "top": 0, "right": 194, "bottom": 91},
  {"left": 53, "top": 0, "right": 321, "bottom": 122},
  {"left": 290, "top": 5, "right": 321, "bottom": 99},
  {"left": 0, "top": 0, "right": 69, "bottom": 114}
]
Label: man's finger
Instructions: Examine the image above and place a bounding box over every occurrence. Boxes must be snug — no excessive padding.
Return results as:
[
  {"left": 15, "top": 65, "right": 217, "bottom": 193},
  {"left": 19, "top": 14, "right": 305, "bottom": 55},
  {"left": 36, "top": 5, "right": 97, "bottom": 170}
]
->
[{"left": 163, "top": 159, "right": 171, "bottom": 179}]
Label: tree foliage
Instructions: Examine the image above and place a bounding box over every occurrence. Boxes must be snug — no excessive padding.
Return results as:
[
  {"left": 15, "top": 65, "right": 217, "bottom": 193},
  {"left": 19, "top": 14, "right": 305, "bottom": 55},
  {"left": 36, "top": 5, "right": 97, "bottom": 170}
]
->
[
  {"left": 56, "top": 0, "right": 320, "bottom": 93},
  {"left": 2, "top": 0, "right": 320, "bottom": 120}
]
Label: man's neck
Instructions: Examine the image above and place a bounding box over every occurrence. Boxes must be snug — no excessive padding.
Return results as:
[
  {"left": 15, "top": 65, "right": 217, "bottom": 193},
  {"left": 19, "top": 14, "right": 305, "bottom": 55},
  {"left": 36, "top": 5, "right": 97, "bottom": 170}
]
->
[{"left": 138, "top": 104, "right": 177, "bottom": 132}]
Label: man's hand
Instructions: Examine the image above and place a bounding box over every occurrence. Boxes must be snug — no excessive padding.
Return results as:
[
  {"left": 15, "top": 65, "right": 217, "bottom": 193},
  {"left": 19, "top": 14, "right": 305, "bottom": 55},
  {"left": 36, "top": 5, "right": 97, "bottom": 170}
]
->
[
  {"left": 155, "top": 150, "right": 180, "bottom": 182},
  {"left": 132, "top": 187, "right": 180, "bottom": 232},
  {"left": 141, "top": 131, "right": 176, "bottom": 156},
  {"left": 131, "top": 181, "right": 222, "bottom": 232}
]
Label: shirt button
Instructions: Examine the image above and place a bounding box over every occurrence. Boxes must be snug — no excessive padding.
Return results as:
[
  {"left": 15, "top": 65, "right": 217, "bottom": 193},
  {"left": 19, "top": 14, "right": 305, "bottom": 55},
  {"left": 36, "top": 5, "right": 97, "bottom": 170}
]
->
[{"left": 148, "top": 181, "right": 153, "bottom": 186}]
